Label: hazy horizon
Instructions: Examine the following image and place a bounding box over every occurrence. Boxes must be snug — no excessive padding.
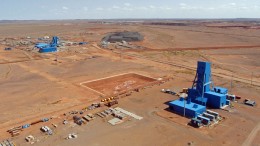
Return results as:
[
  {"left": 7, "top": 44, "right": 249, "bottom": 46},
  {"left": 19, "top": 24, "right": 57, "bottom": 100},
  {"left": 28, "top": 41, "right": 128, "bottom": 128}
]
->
[{"left": 1, "top": 0, "right": 260, "bottom": 20}]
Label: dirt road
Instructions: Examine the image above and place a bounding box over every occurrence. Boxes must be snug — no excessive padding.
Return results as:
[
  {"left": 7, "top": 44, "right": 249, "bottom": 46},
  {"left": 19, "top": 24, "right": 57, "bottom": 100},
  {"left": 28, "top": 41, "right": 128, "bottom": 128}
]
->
[
  {"left": 93, "top": 44, "right": 260, "bottom": 87},
  {"left": 242, "top": 122, "right": 260, "bottom": 146}
]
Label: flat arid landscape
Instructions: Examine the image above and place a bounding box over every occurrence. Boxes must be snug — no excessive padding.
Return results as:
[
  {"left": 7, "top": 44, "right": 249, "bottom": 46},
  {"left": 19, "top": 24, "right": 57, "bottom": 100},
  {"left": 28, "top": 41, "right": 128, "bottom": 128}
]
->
[{"left": 0, "top": 19, "right": 259, "bottom": 146}]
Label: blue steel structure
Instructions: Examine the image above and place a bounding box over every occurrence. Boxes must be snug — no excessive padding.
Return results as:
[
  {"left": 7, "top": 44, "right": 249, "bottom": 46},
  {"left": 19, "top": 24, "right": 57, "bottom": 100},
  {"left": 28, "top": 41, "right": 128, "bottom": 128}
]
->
[
  {"left": 213, "top": 87, "right": 228, "bottom": 94},
  {"left": 188, "top": 61, "right": 227, "bottom": 108},
  {"left": 35, "top": 43, "right": 48, "bottom": 48},
  {"left": 169, "top": 98, "right": 206, "bottom": 118},
  {"left": 39, "top": 47, "right": 57, "bottom": 53},
  {"left": 169, "top": 61, "right": 228, "bottom": 118},
  {"left": 36, "top": 36, "right": 59, "bottom": 53}
]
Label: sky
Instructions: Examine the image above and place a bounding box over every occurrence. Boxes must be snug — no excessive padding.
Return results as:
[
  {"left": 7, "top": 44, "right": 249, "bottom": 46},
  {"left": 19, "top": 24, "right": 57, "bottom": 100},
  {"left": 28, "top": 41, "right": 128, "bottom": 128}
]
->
[{"left": 0, "top": 0, "right": 260, "bottom": 20}]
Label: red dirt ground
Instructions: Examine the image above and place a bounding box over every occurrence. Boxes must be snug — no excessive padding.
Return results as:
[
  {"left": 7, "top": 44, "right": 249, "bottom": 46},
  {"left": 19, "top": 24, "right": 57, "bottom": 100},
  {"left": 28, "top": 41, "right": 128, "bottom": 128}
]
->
[{"left": 81, "top": 73, "right": 157, "bottom": 95}]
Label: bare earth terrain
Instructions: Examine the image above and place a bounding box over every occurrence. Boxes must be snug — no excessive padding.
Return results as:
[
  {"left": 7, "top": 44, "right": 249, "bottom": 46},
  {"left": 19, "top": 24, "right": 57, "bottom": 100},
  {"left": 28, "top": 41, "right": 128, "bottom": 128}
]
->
[
  {"left": 0, "top": 20, "right": 259, "bottom": 146},
  {"left": 81, "top": 73, "right": 157, "bottom": 95}
]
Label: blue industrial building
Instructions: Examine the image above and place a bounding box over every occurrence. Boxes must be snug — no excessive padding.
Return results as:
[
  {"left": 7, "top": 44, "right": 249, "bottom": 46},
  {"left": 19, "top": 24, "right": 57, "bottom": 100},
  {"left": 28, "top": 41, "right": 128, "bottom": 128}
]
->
[
  {"left": 36, "top": 36, "right": 59, "bottom": 53},
  {"left": 213, "top": 87, "right": 228, "bottom": 94},
  {"left": 204, "top": 91, "right": 226, "bottom": 108},
  {"left": 39, "top": 47, "right": 57, "bottom": 53},
  {"left": 35, "top": 43, "right": 49, "bottom": 48},
  {"left": 169, "top": 61, "right": 229, "bottom": 118},
  {"left": 188, "top": 61, "right": 228, "bottom": 109},
  {"left": 169, "top": 98, "right": 206, "bottom": 118}
]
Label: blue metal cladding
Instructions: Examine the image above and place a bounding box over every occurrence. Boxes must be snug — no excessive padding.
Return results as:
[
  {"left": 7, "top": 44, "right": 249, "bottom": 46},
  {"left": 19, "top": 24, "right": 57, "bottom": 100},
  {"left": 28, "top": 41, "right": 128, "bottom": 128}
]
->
[
  {"left": 204, "top": 91, "right": 226, "bottom": 108},
  {"left": 169, "top": 98, "right": 206, "bottom": 118},
  {"left": 226, "top": 100, "right": 230, "bottom": 105},
  {"left": 195, "top": 61, "right": 211, "bottom": 95},
  {"left": 50, "top": 36, "right": 59, "bottom": 47},
  {"left": 35, "top": 43, "right": 48, "bottom": 48},
  {"left": 37, "top": 36, "right": 59, "bottom": 53},
  {"left": 36, "top": 36, "right": 59, "bottom": 51},
  {"left": 187, "top": 61, "right": 228, "bottom": 109},
  {"left": 214, "top": 87, "right": 228, "bottom": 94},
  {"left": 39, "top": 47, "right": 57, "bottom": 53}
]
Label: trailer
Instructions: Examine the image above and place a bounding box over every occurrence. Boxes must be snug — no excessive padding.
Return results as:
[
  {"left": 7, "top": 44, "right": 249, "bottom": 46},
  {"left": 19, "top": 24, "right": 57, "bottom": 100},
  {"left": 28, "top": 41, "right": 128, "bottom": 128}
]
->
[
  {"left": 83, "top": 115, "right": 92, "bottom": 122},
  {"left": 113, "top": 111, "right": 128, "bottom": 120},
  {"left": 101, "top": 111, "right": 108, "bottom": 117},
  {"left": 96, "top": 113, "right": 105, "bottom": 118},
  {"left": 104, "top": 109, "right": 113, "bottom": 115},
  {"left": 87, "top": 114, "right": 95, "bottom": 119},
  {"left": 0, "top": 140, "right": 15, "bottom": 146}
]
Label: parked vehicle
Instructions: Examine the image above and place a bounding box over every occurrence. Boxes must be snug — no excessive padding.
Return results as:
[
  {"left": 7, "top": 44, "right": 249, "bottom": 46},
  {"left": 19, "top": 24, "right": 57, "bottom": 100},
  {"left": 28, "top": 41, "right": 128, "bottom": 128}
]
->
[
  {"left": 161, "top": 89, "right": 176, "bottom": 95},
  {"left": 73, "top": 116, "right": 85, "bottom": 125},
  {"left": 244, "top": 99, "right": 256, "bottom": 106}
]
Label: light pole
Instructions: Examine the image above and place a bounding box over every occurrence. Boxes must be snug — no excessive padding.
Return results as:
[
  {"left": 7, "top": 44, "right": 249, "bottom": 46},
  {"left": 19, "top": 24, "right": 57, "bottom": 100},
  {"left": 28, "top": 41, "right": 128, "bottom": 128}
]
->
[
  {"left": 251, "top": 72, "right": 253, "bottom": 85},
  {"left": 183, "top": 98, "right": 186, "bottom": 117},
  {"left": 230, "top": 74, "right": 233, "bottom": 94}
]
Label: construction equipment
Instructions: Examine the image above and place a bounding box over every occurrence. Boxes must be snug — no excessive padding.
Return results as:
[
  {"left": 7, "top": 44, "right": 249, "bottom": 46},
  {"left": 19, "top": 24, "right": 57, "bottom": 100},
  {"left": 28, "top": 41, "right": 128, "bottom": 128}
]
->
[
  {"left": 101, "top": 97, "right": 115, "bottom": 102},
  {"left": 105, "top": 100, "right": 118, "bottom": 107}
]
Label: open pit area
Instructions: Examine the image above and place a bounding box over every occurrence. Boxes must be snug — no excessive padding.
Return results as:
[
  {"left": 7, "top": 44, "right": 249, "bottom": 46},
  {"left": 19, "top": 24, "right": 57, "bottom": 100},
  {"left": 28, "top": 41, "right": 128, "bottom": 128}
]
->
[{"left": 0, "top": 20, "right": 259, "bottom": 146}]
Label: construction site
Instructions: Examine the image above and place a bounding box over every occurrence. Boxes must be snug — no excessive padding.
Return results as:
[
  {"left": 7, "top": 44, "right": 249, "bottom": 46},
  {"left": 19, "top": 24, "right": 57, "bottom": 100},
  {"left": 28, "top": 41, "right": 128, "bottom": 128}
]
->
[{"left": 0, "top": 19, "right": 259, "bottom": 146}]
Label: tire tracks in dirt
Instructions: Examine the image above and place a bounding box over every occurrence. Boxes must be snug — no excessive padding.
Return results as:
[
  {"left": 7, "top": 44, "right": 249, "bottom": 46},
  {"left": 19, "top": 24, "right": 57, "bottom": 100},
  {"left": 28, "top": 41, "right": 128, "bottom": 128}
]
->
[{"left": 242, "top": 122, "right": 260, "bottom": 146}]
